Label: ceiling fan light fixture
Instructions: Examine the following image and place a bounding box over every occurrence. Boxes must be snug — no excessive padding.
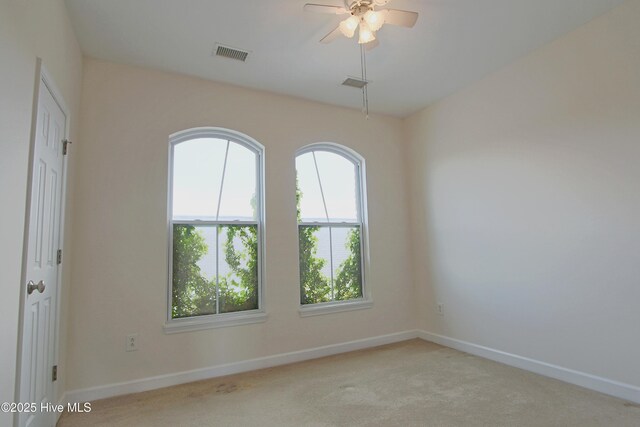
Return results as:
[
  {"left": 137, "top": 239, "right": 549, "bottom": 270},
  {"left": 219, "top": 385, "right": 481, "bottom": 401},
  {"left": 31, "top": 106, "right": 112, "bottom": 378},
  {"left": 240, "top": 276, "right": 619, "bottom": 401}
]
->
[
  {"left": 339, "top": 15, "right": 359, "bottom": 38},
  {"left": 358, "top": 21, "right": 376, "bottom": 44},
  {"left": 305, "top": 1, "right": 419, "bottom": 118},
  {"left": 364, "top": 10, "right": 385, "bottom": 32}
]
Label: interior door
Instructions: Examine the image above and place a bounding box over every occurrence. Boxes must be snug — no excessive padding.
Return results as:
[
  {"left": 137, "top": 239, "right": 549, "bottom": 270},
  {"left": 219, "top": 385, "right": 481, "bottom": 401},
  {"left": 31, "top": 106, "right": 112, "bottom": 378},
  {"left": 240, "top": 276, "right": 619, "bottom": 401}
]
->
[{"left": 17, "top": 74, "right": 67, "bottom": 427}]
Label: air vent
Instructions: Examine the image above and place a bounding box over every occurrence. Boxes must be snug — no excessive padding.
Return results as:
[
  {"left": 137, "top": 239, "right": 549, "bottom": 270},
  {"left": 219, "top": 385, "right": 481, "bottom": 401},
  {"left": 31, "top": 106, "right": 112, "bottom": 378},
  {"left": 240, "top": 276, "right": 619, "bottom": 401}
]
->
[
  {"left": 214, "top": 44, "right": 249, "bottom": 62},
  {"left": 342, "top": 77, "right": 368, "bottom": 89}
]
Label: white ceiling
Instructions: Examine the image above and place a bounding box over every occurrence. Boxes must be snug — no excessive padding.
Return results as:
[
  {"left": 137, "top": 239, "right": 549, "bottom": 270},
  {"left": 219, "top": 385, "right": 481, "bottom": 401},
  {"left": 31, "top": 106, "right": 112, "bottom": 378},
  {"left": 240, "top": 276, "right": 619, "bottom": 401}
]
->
[{"left": 64, "top": 0, "right": 624, "bottom": 117}]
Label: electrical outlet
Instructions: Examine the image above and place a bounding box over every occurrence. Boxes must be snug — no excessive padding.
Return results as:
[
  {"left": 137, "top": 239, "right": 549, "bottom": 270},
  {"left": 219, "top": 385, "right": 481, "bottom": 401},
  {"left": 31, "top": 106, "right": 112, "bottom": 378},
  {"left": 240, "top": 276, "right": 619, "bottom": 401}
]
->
[
  {"left": 126, "top": 334, "right": 138, "bottom": 352},
  {"left": 437, "top": 302, "right": 444, "bottom": 316}
]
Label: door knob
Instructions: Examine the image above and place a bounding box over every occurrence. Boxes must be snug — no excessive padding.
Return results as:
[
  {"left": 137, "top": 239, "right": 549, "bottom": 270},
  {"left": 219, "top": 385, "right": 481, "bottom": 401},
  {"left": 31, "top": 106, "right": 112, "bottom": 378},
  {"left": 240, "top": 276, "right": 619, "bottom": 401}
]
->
[{"left": 27, "top": 280, "right": 45, "bottom": 295}]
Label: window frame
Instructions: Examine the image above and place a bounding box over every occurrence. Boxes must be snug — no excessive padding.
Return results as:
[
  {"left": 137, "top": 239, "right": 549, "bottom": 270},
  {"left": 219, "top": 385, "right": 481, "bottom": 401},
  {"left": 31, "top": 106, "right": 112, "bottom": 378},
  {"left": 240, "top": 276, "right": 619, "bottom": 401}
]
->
[
  {"left": 295, "top": 143, "right": 372, "bottom": 317},
  {"left": 164, "top": 127, "right": 267, "bottom": 333}
]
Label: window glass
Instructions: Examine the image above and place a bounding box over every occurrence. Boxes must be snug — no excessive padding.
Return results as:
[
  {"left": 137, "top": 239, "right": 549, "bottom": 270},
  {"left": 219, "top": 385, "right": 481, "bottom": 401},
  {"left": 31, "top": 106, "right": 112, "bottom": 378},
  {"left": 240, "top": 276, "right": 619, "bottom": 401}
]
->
[
  {"left": 172, "top": 138, "right": 227, "bottom": 220},
  {"left": 296, "top": 151, "right": 358, "bottom": 222},
  {"left": 217, "top": 142, "right": 257, "bottom": 221},
  {"left": 169, "top": 131, "right": 262, "bottom": 321},
  {"left": 313, "top": 151, "right": 358, "bottom": 222},
  {"left": 296, "top": 146, "right": 365, "bottom": 305}
]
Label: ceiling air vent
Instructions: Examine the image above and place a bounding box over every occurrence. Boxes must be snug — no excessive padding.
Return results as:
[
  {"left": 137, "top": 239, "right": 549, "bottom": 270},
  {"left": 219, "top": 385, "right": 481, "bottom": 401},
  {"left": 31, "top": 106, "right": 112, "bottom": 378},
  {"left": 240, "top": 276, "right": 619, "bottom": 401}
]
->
[
  {"left": 214, "top": 44, "right": 249, "bottom": 62},
  {"left": 342, "top": 77, "right": 368, "bottom": 89}
]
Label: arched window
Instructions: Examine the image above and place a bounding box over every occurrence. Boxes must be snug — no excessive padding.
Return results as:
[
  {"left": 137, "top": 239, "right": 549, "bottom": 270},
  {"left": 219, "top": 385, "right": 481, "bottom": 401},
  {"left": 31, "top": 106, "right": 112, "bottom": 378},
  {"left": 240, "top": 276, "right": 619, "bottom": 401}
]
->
[
  {"left": 166, "top": 128, "right": 265, "bottom": 331},
  {"left": 295, "top": 144, "right": 369, "bottom": 311}
]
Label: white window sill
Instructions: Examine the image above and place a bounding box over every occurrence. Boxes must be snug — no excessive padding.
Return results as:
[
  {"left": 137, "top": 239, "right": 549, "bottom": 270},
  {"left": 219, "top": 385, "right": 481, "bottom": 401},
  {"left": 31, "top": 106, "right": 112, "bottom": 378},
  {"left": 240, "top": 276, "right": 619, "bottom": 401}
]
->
[
  {"left": 164, "top": 311, "right": 268, "bottom": 334},
  {"left": 298, "top": 299, "right": 373, "bottom": 317}
]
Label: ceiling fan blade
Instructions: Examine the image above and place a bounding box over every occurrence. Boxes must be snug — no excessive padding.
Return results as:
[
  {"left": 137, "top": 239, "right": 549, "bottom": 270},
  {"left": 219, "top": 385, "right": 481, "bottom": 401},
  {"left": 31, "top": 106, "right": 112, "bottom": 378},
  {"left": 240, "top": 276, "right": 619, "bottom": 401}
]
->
[
  {"left": 320, "top": 25, "right": 342, "bottom": 43},
  {"left": 383, "top": 9, "right": 419, "bottom": 28},
  {"left": 304, "top": 3, "right": 348, "bottom": 14},
  {"left": 365, "top": 39, "right": 380, "bottom": 51}
]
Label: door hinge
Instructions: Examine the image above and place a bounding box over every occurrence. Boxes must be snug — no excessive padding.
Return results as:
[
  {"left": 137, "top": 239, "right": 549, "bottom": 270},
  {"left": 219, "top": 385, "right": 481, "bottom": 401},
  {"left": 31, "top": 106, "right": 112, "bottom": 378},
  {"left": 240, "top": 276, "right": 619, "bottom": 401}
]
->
[
  {"left": 52, "top": 365, "right": 58, "bottom": 382},
  {"left": 57, "top": 249, "right": 62, "bottom": 265},
  {"left": 62, "top": 139, "right": 72, "bottom": 155}
]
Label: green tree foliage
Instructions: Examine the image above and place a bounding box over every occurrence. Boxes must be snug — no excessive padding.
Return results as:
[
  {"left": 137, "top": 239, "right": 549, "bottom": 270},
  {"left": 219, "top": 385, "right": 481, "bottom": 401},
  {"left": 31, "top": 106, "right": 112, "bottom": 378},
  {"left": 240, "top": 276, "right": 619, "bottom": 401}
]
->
[
  {"left": 172, "top": 224, "right": 259, "bottom": 318},
  {"left": 299, "top": 225, "right": 332, "bottom": 304},
  {"left": 334, "top": 228, "right": 362, "bottom": 300},
  {"left": 297, "top": 179, "right": 331, "bottom": 304},
  {"left": 219, "top": 225, "right": 259, "bottom": 312},
  {"left": 297, "top": 179, "right": 362, "bottom": 304},
  {"left": 172, "top": 225, "right": 215, "bottom": 318}
]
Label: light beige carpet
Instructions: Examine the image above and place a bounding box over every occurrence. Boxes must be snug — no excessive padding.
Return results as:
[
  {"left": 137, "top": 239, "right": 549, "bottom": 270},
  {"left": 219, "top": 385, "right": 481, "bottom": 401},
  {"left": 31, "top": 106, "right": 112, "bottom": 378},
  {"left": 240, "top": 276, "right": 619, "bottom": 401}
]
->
[{"left": 58, "top": 340, "right": 639, "bottom": 426}]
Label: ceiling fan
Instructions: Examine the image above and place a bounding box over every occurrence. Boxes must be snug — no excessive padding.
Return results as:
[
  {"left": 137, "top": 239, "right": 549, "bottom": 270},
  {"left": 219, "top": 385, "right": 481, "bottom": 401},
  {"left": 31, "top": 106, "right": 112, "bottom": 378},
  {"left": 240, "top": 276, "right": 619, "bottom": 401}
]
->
[{"left": 304, "top": 0, "right": 419, "bottom": 48}]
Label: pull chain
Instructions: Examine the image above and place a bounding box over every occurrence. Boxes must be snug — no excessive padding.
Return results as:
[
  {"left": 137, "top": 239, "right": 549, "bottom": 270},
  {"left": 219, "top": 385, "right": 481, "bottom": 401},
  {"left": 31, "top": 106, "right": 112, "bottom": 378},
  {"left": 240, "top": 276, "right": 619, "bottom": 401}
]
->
[{"left": 360, "top": 44, "right": 369, "bottom": 119}]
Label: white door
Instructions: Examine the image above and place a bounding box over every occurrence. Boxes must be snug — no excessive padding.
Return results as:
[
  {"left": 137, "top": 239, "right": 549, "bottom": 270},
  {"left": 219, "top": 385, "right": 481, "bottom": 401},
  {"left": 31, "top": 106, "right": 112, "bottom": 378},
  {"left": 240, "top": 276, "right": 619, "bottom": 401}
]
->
[{"left": 17, "top": 74, "right": 67, "bottom": 427}]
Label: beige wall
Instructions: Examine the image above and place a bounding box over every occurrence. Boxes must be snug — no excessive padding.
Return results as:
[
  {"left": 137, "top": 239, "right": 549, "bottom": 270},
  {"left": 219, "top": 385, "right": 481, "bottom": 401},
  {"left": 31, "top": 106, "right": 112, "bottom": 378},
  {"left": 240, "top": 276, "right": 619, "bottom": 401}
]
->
[
  {"left": 406, "top": 0, "right": 640, "bottom": 386},
  {"left": 0, "top": 0, "right": 82, "bottom": 423},
  {"left": 67, "top": 58, "right": 414, "bottom": 391}
]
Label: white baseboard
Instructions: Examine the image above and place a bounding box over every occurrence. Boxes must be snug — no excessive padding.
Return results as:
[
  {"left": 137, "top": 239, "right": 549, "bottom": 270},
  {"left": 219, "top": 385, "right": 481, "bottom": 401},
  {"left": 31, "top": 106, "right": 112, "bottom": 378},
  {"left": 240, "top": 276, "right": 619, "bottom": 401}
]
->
[
  {"left": 65, "top": 330, "right": 419, "bottom": 403},
  {"left": 418, "top": 330, "right": 640, "bottom": 404},
  {"left": 65, "top": 329, "right": 640, "bottom": 405}
]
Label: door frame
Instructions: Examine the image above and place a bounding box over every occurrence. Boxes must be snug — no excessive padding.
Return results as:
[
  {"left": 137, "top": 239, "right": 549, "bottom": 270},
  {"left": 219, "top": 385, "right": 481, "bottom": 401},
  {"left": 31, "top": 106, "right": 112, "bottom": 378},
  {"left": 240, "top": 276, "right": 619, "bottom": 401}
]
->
[{"left": 14, "top": 58, "right": 71, "bottom": 427}]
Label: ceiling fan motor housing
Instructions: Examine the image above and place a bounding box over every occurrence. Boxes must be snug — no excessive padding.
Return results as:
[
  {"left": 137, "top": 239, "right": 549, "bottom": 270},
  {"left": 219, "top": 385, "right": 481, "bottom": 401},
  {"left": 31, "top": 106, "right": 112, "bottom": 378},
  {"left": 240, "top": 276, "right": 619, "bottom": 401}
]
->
[
  {"left": 348, "top": 1, "right": 375, "bottom": 16},
  {"left": 347, "top": 0, "right": 391, "bottom": 9}
]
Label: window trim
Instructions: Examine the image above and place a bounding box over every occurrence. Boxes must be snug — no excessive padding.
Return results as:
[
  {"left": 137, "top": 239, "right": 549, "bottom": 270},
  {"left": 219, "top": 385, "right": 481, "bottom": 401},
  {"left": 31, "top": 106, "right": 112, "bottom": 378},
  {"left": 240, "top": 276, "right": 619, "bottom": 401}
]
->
[
  {"left": 295, "top": 142, "right": 372, "bottom": 316},
  {"left": 164, "top": 127, "right": 267, "bottom": 333}
]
